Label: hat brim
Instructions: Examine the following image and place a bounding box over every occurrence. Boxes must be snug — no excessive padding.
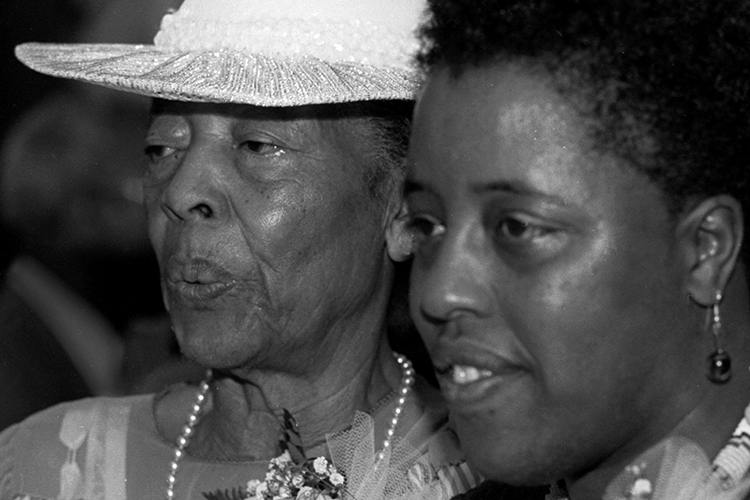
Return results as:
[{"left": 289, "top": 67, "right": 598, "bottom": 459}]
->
[{"left": 16, "top": 43, "right": 419, "bottom": 106}]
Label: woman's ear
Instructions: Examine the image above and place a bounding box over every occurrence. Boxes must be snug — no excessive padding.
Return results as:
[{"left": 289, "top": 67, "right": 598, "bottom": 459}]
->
[
  {"left": 386, "top": 201, "right": 414, "bottom": 262},
  {"left": 678, "top": 195, "right": 744, "bottom": 306}
]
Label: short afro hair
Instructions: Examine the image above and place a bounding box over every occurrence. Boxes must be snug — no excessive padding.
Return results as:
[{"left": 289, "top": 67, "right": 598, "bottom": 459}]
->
[{"left": 418, "top": 0, "right": 750, "bottom": 241}]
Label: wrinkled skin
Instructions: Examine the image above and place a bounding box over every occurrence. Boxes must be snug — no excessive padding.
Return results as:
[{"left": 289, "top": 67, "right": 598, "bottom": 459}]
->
[{"left": 143, "top": 101, "right": 395, "bottom": 378}]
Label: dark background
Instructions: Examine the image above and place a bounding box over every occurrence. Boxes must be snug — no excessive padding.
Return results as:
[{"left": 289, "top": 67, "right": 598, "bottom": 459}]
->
[{"left": 0, "top": 1, "right": 83, "bottom": 142}]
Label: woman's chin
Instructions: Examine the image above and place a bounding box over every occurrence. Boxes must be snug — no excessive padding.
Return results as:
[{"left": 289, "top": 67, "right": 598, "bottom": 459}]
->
[
  {"left": 179, "top": 344, "right": 243, "bottom": 370},
  {"left": 455, "top": 418, "right": 568, "bottom": 488},
  {"left": 466, "top": 453, "right": 563, "bottom": 488},
  {"left": 174, "top": 324, "right": 256, "bottom": 370}
]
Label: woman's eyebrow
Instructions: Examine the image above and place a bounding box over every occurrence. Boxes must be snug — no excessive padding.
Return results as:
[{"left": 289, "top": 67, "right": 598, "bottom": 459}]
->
[
  {"left": 470, "top": 180, "right": 568, "bottom": 204},
  {"left": 470, "top": 180, "right": 535, "bottom": 196},
  {"left": 405, "top": 177, "right": 569, "bottom": 208},
  {"left": 405, "top": 178, "right": 557, "bottom": 196}
]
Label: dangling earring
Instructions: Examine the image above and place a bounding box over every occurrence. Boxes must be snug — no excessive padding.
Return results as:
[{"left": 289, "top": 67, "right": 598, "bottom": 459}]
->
[{"left": 707, "top": 292, "right": 732, "bottom": 384}]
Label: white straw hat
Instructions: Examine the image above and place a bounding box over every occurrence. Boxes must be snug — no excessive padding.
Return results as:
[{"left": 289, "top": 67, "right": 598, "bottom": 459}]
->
[{"left": 15, "top": 0, "right": 427, "bottom": 106}]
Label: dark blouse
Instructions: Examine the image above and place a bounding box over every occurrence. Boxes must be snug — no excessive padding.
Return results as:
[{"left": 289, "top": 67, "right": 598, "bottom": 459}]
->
[{"left": 452, "top": 480, "right": 549, "bottom": 500}]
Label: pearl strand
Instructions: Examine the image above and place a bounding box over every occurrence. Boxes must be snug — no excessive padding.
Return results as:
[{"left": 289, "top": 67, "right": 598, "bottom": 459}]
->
[
  {"left": 166, "top": 370, "right": 212, "bottom": 500},
  {"left": 165, "top": 353, "right": 413, "bottom": 499},
  {"left": 376, "top": 353, "right": 414, "bottom": 463}
]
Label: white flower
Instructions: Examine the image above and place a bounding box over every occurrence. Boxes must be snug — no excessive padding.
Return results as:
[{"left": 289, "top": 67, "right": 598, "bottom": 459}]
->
[
  {"left": 630, "top": 478, "right": 653, "bottom": 496},
  {"left": 296, "top": 486, "right": 314, "bottom": 499},
  {"left": 626, "top": 462, "right": 647, "bottom": 476},
  {"left": 276, "top": 484, "right": 292, "bottom": 499},
  {"left": 298, "top": 492, "right": 332, "bottom": 500},
  {"left": 257, "top": 482, "right": 269, "bottom": 495},
  {"left": 329, "top": 471, "right": 345, "bottom": 486},
  {"left": 247, "top": 479, "right": 262, "bottom": 495},
  {"left": 291, "top": 474, "right": 305, "bottom": 488},
  {"left": 313, "top": 457, "right": 329, "bottom": 475},
  {"left": 275, "top": 450, "right": 292, "bottom": 464}
]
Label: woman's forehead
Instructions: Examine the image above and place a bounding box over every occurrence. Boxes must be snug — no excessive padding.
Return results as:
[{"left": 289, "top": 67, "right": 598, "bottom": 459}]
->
[
  {"left": 147, "top": 100, "right": 371, "bottom": 152},
  {"left": 410, "top": 63, "right": 655, "bottom": 205},
  {"left": 415, "top": 65, "right": 589, "bottom": 158},
  {"left": 150, "top": 100, "right": 323, "bottom": 129},
  {"left": 425, "top": 62, "right": 659, "bottom": 173}
]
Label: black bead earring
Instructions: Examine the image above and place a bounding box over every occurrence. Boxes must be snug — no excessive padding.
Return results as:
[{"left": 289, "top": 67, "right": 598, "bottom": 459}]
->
[{"left": 707, "top": 292, "right": 732, "bottom": 384}]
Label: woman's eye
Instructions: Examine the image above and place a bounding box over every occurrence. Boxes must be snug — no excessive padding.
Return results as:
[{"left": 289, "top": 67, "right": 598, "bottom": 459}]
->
[
  {"left": 144, "top": 144, "right": 177, "bottom": 162},
  {"left": 239, "top": 140, "right": 285, "bottom": 157},
  {"left": 407, "top": 214, "right": 446, "bottom": 246},
  {"left": 497, "top": 216, "right": 552, "bottom": 242}
]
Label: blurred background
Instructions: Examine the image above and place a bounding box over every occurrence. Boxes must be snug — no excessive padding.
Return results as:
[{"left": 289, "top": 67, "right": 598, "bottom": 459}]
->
[{"left": 0, "top": 0, "right": 204, "bottom": 431}]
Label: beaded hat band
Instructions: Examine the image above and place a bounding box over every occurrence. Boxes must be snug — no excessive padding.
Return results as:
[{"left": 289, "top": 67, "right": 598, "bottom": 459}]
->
[{"left": 15, "top": 0, "right": 426, "bottom": 106}]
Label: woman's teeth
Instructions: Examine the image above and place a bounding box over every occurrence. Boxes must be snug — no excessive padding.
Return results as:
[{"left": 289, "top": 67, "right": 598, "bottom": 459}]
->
[{"left": 451, "top": 365, "right": 493, "bottom": 384}]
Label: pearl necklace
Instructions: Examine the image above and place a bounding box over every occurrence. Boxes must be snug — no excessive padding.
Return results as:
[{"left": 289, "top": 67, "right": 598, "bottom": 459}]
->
[{"left": 166, "top": 353, "right": 415, "bottom": 500}]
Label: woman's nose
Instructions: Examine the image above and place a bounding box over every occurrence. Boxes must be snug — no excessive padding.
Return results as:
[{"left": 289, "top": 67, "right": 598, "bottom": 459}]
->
[
  {"left": 414, "top": 227, "right": 494, "bottom": 324},
  {"left": 160, "top": 145, "right": 228, "bottom": 223}
]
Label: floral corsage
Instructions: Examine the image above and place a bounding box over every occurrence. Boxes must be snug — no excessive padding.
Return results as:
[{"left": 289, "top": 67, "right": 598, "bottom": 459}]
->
[
  {"left": 203, "top": 411, "right": 346, "bottom": 500},
  {"left": 244, "top": 451, "right": 345, "bottom": 500}
]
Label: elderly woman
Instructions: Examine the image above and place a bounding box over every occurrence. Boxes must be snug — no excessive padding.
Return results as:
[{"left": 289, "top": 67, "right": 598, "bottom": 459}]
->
[
  {"left": 0, "top": 0, "right": 480, "bottom": 499},
  {"left": 399, "top": 0, "right": 750, "bottom": 499}
]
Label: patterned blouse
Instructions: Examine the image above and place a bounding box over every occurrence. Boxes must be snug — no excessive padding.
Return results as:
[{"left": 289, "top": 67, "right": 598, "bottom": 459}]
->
[
  {"left": 451, "top": 405, "right": 750, "bottom": 500},
  {"left": 546, "top": 404, "right": 750, "bottom": 499},
  {"left": 0, "top": 381, "right": 481, "bottom": 500}
]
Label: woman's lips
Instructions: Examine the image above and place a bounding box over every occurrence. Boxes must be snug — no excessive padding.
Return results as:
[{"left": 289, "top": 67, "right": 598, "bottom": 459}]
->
[
  {"left": 437, "top": 365, "right": 525, "bottom": 410},
  {"left": 440, "top": 365, "right": 495, "bottom": 384},
  {"left": 432, "top": 346, "right": 528, "bottom": 409},
  {"left": 165, "top": 258, "right": 238, "bottom": 305},
  {"left": 169, "top": 280, "right": 237, "bottom": 302}
]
